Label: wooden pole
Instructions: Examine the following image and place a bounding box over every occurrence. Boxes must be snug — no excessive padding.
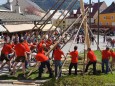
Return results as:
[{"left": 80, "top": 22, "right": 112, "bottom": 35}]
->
[
  {"left": 27, "top": 0, "right": 79, "bottom": 77},
  {"left": 27, "top": 8, "right": 88, "bottom": 78},
  {"left": 79, "top": 0, "right": 91, "bottom": 75},
  {"left": 38, "top": 0, "right": 78, "bottom": 44},
  {"left": 45, "top": 10, "right": 88, "bottom": 56},
  {"left": 32, "top": 0, "right": 61, "bottom": 30},
  {"left": 56, "top": 13, "right": 87, "bottom": 79},
  {"left": 35, "top": 0, "right": 66, "bottom": 33}
]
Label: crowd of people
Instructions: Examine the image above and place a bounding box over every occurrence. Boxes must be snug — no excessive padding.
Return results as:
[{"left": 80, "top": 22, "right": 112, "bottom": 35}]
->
[{"left": 0, "top": 30, "right": 114, "bottom": 79}]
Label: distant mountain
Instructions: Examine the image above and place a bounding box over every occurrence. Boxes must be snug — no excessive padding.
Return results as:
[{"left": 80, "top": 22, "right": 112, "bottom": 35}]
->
[{"left": 32, "top": 0, "right": 81, "bottom": 11}]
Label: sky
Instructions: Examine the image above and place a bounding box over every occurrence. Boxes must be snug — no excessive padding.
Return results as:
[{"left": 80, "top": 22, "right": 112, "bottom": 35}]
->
[
  {"left": 0, "top": 0, "right": 7, "bottom": 5},
  {"left": 0, "top": 0, "right": 115, "bottom": 6}
]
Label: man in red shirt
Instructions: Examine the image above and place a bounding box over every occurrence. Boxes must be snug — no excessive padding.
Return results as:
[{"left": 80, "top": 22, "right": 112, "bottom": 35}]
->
[
  {"left": 101, "top": 47, "right": 111, "bottom": 74},
  {"left": 110, "top": 49, "right": 115, "bottom": 69},
  {"left": 85, "top": 48, "right": 97, "bottom": 75},
  {"left": 12, "top": 39, "right": 27, "bottom": 77},
  {"left": 22, "top": 40, "right": 31, "bottom": 69},
  {"left": 35, "top": 49, "right": 53, "bottom": 78},
  {"left": 0, "top": 41, "right": 13, "bottom": 71},
  {"left": 53, "top": 44, "right": 66, "bottom": 77},
  {"left": 69, "top": 46, "right": 78, "bottom": 75}
]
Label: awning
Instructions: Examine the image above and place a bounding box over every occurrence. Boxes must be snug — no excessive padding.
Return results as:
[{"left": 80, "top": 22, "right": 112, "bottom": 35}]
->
[
  {"left": 4, "top": 24, "right": 56, "bottom": 33},
  {"left": 0, "top": 25, "right": 7, "bottom": 32}
]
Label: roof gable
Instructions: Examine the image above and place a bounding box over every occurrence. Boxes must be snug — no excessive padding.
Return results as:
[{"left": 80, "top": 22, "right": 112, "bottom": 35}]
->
[
  {"left": 76, "top": 2, "right": 103, "bottom": 17},
  {"left": 101, "top": 2, "right": 115, "bottom": 14}
]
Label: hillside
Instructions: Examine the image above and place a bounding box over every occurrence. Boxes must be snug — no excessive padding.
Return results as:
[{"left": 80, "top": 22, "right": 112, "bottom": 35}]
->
[{"left": 32, "top": 0, "right": 81, "bottom": 11}]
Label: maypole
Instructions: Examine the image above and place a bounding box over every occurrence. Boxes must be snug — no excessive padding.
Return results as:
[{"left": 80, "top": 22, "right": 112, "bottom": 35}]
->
[{"left": 79, "top": 0, "right": 91, "bottom": 74}]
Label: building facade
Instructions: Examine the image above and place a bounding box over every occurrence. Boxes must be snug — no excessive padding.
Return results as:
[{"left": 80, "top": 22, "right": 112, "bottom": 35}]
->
[
  {"left": 95, "top": 2, "right": 115, "bottom": 27},
  {"left": 66, "top": 1, "right": 107, "bottom": 29}
]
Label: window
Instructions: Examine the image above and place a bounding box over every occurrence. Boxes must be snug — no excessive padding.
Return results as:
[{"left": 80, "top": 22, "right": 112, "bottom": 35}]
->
[
  {"left": 104, "top": 16, "right": 106, "bottom": 20},
  {"left": 91, "top": 8, "right": 93, "bottom": 13}
]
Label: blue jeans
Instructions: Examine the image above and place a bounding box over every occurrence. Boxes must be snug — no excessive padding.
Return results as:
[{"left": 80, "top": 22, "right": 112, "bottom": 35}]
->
[
  {"left": 54, "top": 60, "right": 62, "bottom": 77},
  {"left": 102, "top": 59, "right": 109, "bottom": 74}
]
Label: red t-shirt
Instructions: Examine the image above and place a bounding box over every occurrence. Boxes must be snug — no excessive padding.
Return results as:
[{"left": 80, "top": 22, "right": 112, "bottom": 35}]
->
[
  {"left": 37, "top": 42, "right": 43, "bottom": 51},
  {"left": 54, "top": 49, "right": 64, "bottom": 60},
  {"left": 87, "top": 50, "right": 97, "bottom": 62},
  {"left": 111, "top": 52, "right": 115, "bottom": 58},
  {"left": 14, "top": 43, "right": 26, "bottom": 57},
  {"left": 37, "top": 42, "right": 44, "bottom": 54},
  {"left": 70, "top": 51, "right": 78, "bottom": 63},
  {"left": 102, "top": 50, "right": 111, "bottom": 60},
  {"left": 46, "top": 40, "right": 52, "bottom": 48},
  {"left": 23, "top": 42, "right": 30, "bottom": 52},
  {"left": 36, "top": 53, "right": 49, "bottom": 62},
  {"left": 1, "top": 44, "right": 12, "bottom": 55},
  {"left": 30, "top": 43, "right": 36, "bottom": 50}
]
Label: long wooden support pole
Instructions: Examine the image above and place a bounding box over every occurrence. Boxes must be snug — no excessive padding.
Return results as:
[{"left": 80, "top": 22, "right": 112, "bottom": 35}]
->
[
  {"left": 38, "top": 0, "right": 78, "bottom": 44},
  {"left": 80, "top": 0, "right": 91, "bottom": 75},
  {"left": 56, "top": 12, "right": 87, "bottom": 79},
  {"left": 27, "top": 8, "right": 88, "bottom": 78},
  {"left": 36, "top": 0, "right": 66, "bottom": 33},
  {"left": 32, "top": 0, "right": 61, "bottom": 30}
]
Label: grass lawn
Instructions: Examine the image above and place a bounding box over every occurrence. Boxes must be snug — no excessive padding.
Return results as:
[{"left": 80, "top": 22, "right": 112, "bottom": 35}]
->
[{"left": 42, "top": 74, "right": 115, "bottom": 86}]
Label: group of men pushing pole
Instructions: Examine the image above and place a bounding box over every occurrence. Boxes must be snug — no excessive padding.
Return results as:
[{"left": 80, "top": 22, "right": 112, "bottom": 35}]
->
[{"left": 0, "top": 36, "right": 114, "bottom": 79}]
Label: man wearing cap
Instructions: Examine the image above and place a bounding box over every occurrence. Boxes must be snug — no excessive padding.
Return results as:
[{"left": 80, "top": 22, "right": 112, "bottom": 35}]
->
[
  {"left": 85, "top": 48, "right": 97, "bottom": 74},
  {"left": 101, "top": 47, "right": 111, "bottom": 74},
  {"left": 53, "top": 44, "right": 66, "bottom": 77}
]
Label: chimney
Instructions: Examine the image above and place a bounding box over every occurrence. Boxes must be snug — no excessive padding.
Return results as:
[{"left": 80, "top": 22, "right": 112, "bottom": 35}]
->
[
  {"left": 18, "top": 6, "right": 21, "bottom": 13},
  {"left": 10, "top": 4, "right": 13, "bottom": 11},
  {"left": 15, "top": 0, "right": 22, "bottom": 13}
]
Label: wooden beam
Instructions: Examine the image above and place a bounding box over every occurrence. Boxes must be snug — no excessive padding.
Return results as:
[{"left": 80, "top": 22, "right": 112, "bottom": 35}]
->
[
  {"left": 79, "top": 0, "right": 91, "bottom": 75},
  {"left": 80, "top": 0, "right": 90, "bottom": 49}
]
